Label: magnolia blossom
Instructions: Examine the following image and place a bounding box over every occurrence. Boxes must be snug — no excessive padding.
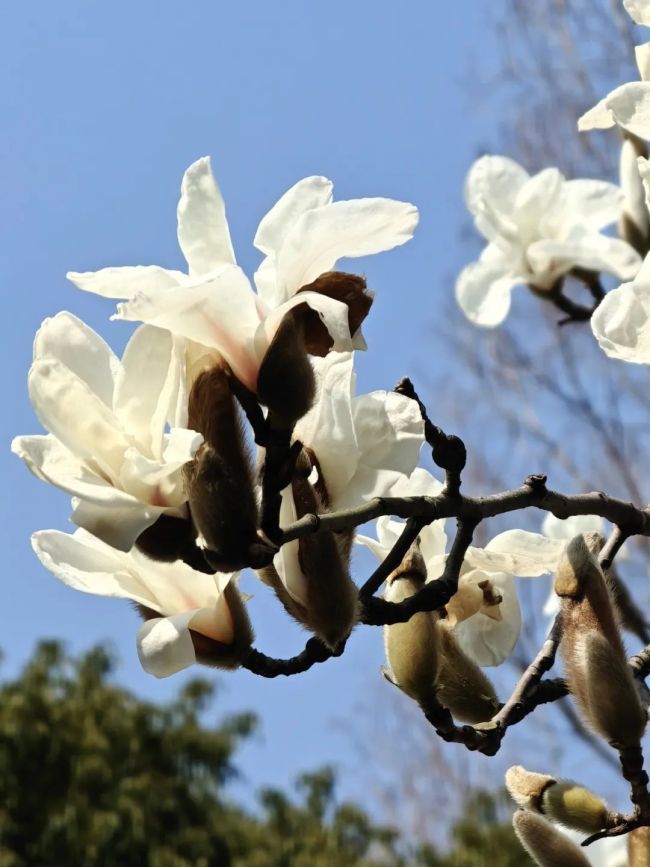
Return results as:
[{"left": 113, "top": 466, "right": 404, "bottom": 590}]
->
[
  {"left": 68, "top": 157, "right": 418, "bottom": 393},
  {"left": 456, "top": 155, "right": 640, "bottom": 327},
  {"left": 32, "top": 527, "right": 246, "bottom": 678},
  {"left": 357, "top": 469, "right": 564, "bottom": 666},
  {"left": 578, "top": 0, "right": 650, "bottom": 138},
  {"left": 272, "top": 351, "right": 424, "bottom": 609},
  {"left": 12, "top": 312, "right": 201, "bottom": 550}
]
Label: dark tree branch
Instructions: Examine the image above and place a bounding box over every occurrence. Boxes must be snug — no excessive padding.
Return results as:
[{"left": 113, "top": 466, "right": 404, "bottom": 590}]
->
[
  {"left": 241, "top": 637, "right": 345, "bottom": 678},
  {"left": 359, "top": 517, "right": 424, "bottom": 599}
]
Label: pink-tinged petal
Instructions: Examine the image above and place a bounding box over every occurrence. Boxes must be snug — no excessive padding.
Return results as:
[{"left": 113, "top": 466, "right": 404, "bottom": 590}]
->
[
  {"left": 128, "top": 550, "right": 231, "bottom": 617},
  {"left": 638, "top": 43, "right": 650, "bottom": 81},
  {"left": 113, "top": 325, "right": 177, "bottom": 458},
  {"left": 454, "top": 573, "right": 521, "bottom": 666},
  {"left": 275, "top": 197, "right": 419, "bottom": 296},
  {"left": 625, "top": 0, "right": 650, "bottom": 26},
  {"left": 177, "top": 156, "right": 235, "bottom": 275},
  {"left": 578, "top": 82, "right": 650, "bottom": 138},
  {"left": 528, "top": 235, "right": 641, "bottom": 283},
  {"left": 115, "top": 266, "right": 261, "bottom": 391},
  {"left": 70, "top": 497, "right": 163, "bottom": 551},
  {"left": 254, "top": 176, "right": 334, "bottom": 256},
  {"left": 67, "top": 266, "right": 185, "bottom": 299},
  {"left": 274, "top": 489, "right": 309, "bottom": 606},
  {"left": 137, "top": 612, "right": 197, "bottom": 677},
  {"left": 560, "top": 179, "right": 625, "bottom": 232},
  {"left": 34, "top": 312, "right": 120, "bottom": 408},
  {"left": 464, "top": 156, "right": 529, "bottom": 225},
  {"left": 591, "top": 278, "right": 650, "bottom": 363},
  {"left": 28, "top": 358, "right": 129, "bottom": 480},
  {"left": 31, "top": 528, "right": 159, "bottom": 608},
  {"left": 455, "top": 259, "right": 517, "bottom": 327},
  {"left": 118, "top": 447, "right": 187, "bottom": 508}
]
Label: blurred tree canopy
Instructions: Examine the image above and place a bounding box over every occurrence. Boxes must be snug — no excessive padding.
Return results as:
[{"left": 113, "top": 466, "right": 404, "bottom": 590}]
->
[{"left": 0, "top": 642, "right": 529, "bottom": 866}]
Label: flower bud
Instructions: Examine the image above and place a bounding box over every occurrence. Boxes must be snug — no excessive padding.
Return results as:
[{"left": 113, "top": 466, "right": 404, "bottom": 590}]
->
[
  {"left": 436, "top": 621, "right": 499, "bottom": 724},
  {"left": 383, "top": 541, "right": 440, "bottom": 708},
  {"left": 505, "top": 765, "right": 555, "bottom": 812},
  {"left": 541, "top": 780, "right": 609, "bottom": 835},
  {"left": 557, "top": 533, "right": 646, "bottom": 747},
  {"left": 184, "top": 364, "right": 271, "bottom": 571},
  {"left": 297, "top": 271, "right": 374, "bottom": 350},
  {"left": 512, "top": 810, "right": 591, "bottom": 867}
]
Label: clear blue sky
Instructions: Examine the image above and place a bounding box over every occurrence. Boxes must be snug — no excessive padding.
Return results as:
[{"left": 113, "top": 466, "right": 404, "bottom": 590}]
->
[{"left": 1, "top": 0, "right": 504, "bottom": 810}]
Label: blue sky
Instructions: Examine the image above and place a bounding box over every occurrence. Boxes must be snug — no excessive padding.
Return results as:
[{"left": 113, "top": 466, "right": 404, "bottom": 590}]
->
[{"left": 1, "top": 0, "right": 508, "bottom": 812}]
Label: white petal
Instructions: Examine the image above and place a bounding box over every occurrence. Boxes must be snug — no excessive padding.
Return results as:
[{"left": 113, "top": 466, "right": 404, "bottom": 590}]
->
[
  {"left": 528, "top": 235, "right": 641, "bottom": 282},
  {"left": 355, "top": 531, "right": 390, "bottom": 563},
  {"left": 31, "top": 528, "right": 158, "bottom": 607},
  {"left": 28, "top": 358, "right": 129, "bottom": 479},
  {"left": 637, "top": 42, "right": 650, "bottom": 81},
  {"left": 33, "top": 312, "right": 120, "bottom": 407},
  {"left": 115, "top": 266, "right": 261, "bottom": 391},
  {"left": 621, "top": 142, "right": 650, "bottom": 236},
  {"left": 388, "top": 466, "right": 444, "bottom": 499},
  {"left": 454, "top": 573, "right": 521, "bottom": 666},
  {"left": 578, "top": 82, "right": 650, "bottom": 138},
  {"left": 637, "top": 156, "right": 650, "bottom": 227},
  {"left": 177, "top": 156, "right": 235, "bottom": 275},
  {"left": 455, "top": 259, "right": 517, "bottom": 327},
  {"left": 591, "top": 278, "right": 650, "bottom": 362},
  {"left": 516, "top": 168, "right": 565, "bottom": 224},
  {"left": 334, "top": 467, "right": 414, "bottom": 512},
  {"left": 253, "top": 255, "right": 283, "bottom": 308},
  {"left": 352, "top": 390, "right": 423, "bottom": 474},
  {"left": 542, "top": 513, "right": 605, "bottom": 540},
  {"left": 560, "top": 179, "right": 625, "bottom": 231},
  {"left": 260, "top": 290, "right": 355, "bottom": 361},
  {"left": 137, "top": 612, "right": 197, "bottom": 677},
  {"left": 254, "top": 175, "right": 333, "bottom": 256},
  {"left": 275, "top": 489, "right": 308, "bottom": 606},
  {"left": 294, "top": 352, "right": 359, "bottom": 501},
  {"left": 464, "top": 156, "right": 529, "bottom": 223},
  {"left": 113, "top": 325, "right": 177, "bottom": 457},
  {"left": 625, "top": 0, "right": 650, "bottom": 26},
  {"left": 70, "top": 497, "right": 162, "bottom": 551},
  {"left": 274, "top": 197, "right": 419, "bottom": 296},
  {"left": 478, "top": 530, "right": 565, "bottom": 576},
  {"left": 67, "top": 265, "right": 185, "bottom": 299},
  {"left": 162, "top": 427, "right": 203, "bottom": 465}
]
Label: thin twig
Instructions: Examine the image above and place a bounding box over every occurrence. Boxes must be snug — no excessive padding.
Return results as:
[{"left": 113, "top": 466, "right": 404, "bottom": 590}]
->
[{"left": 241, "top": 637, "right": 344, "bottom": 678}]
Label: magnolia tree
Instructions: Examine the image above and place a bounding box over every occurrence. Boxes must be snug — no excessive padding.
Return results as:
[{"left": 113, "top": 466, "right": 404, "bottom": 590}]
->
[{"left": 13, "top": 2, "right": 650, "bottom": 865}]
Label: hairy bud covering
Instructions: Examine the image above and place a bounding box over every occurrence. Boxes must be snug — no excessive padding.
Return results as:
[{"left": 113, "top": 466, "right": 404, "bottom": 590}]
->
[
  {"left": 436, "top": 621, "right": 499, "bottom": 724},
  {"left": 512, "top": 810, "right": 591, "bottom": 867},
  {"left": 542, "top": 780, "right": 609, "bottom": 835},
  {"left": 557, "top": 533, "right": 646, "bottom": 747},
  {"left": 505, "top": 765, "right": 555, "bottom": 812},
  {"left": 383, "top": 541, "right": 440, "bottom": 708}
]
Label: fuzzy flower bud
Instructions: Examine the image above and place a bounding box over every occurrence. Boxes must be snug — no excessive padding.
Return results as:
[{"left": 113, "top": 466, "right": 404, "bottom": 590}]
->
[
  {"left": 436, "top": 621, "right": 499, "bottom": 724},
  {"left": 513, "top": 810, "right": 591, "bottom": 867},
  {"left": 505, "top": 765, "right": 555, "bottom": 812}
]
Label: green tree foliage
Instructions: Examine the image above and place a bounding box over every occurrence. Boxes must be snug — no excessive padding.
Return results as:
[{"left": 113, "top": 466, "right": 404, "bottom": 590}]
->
[{"left": 0, "top": 642, "right": 530, "bottom": 867}]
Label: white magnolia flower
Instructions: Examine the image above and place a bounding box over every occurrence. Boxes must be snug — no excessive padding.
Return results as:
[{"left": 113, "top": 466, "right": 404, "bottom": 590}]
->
[
  {"left": 32, "top": 528, "right": 247, "bottom": 678},
  {"left": 357, "top": 469, "right": 564, "bottom": 666},
  {"left": 456, "top": 155, "right": 640, "bottom": 327},
  {"left": 273, "top": 351, "right": 424, "bottom": 608},
  {"left": 578, "top": 0, "right": 650, "bottom": 138},
  {"left": 68, "top": 158, "right": 418, "bottom": 393},
  {"left": 12, "top": 312, "right": 201, "bottom": 550}
]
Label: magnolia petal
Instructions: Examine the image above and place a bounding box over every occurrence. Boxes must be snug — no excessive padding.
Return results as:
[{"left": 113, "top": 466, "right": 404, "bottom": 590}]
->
[
  {"left": 481, "top": 529, "right": 564, "bottom": 575},
  {"left": 625, "top": 0, "right": 650, "bottom": 26},
  {"left": 254, "top": 176, "right": 333, "bottom": 256},
  {"left": 464, "top": 156, "right": 529, "bottom": 225},
  {"left": 388, "top": 466, "right": 444, "bottom": 499},
  {"left": 516, "top": 168, "right": 564, "bottom": 228},
  {"left": 560, "top": 179, "right": 625, "bottom": 232},
  {"left": 622, "top": 142, "right": 650, "bottom": 237},
  {"left": 114, "top": 324, "right": 176, "bottom": 457},
  {"left": 260, "top": 291, "right": 355, "bottom": 363},
  {"left": 118, "top": 448, "right": 186, "bottom": 508},
  {"left": 137, "top": 612, "right": 197, "bottom": 678},
  {"left": 115, "top": 266, "right": 261, "bottom": 392},
  {"left": 71, "top": 496, "right": 162, "bottom": 551},
  {"left": 637, "top": 43, "right": 650, "bottom": 81},
  {"left": 542, "top": 513, "right": 605, "bottom": 540},
  {"left": 455, "top": 259, "right": 517, "bottom": 327},
  {"left": 578, "top": 82, "right": 650, "bottom": 138},
  {"left": 355, "top": 531, "right": 390, "bottom": 563},
  {"left": 33, "top": 312, "right": 120, "bottom": 408},
  {"left": 28, "top": 357, "right": 129, "bottom": 479},
  {"left": 31, "top": 528, "right": 160, "bottom": 609},
  {"left": 67, "top": 265, "right": 185, "bottom": 299},
  {"left": 162, "top": 427, "right": 203, "bottom": 466},
  {"left": 275, "top": 489, "right": 309, "bottom": 606},
  {"left": 334, "top": 467, "right": 415, "bottom": 512},
  {"left": 591, "top": 279, "right": 650, "bottom": 363},
  {"left": 352, "top": 390, "right": 423, "bottom": 474},
  {"left": 275, "top": 197, "right": 419, "bottom": 296},
  {"left": 177, "top": 156, "right": 235, "bottom": 275},
  {"left": 528, "top": 234, "right": 641, "bottom": 282},
  {"left": 454, "top": 573, "right": 521, "bottom": 667},
  {"left": 253, "top": 256, "right": 282, "bottom": 307}
]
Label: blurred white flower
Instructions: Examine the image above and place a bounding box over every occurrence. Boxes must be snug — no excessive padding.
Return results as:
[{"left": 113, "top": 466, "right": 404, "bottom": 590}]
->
[
  {"left": 12, "top": 312, "right": 201, "bottom": 551},
  {"left": 357, "top": 469, "right": 564, "bottom": 665},
  {"left": 31, "top": 528, "right": 250, "bottom": 678},
  {"left": 579, "top": 0, "right": 650, "bottom": 138},
  {"left": 68, "top": 158, "right": 418, "bottom": 393},
  {"left": 456, "top": 155, "right": 639, "bottom": 327},
  {"left": 556, "top": 826, "right": 628, "bottom": 867}
]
